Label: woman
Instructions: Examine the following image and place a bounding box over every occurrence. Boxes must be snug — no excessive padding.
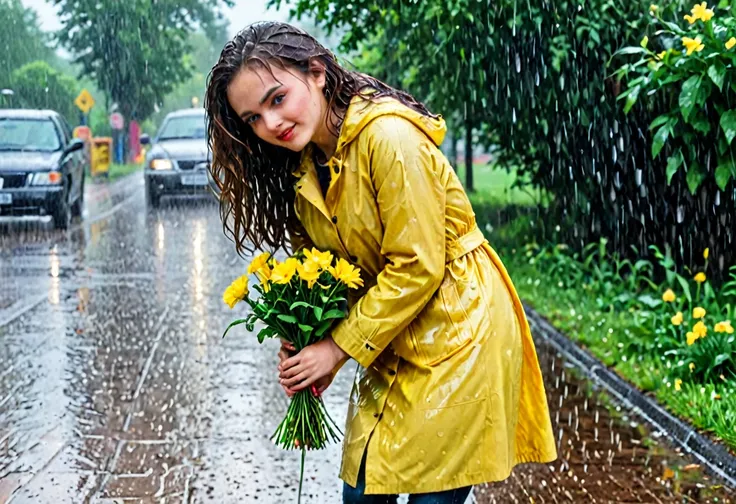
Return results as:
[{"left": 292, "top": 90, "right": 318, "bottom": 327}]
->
[{"left": 205, "top": 21, "right": 557, "bottom": 503}]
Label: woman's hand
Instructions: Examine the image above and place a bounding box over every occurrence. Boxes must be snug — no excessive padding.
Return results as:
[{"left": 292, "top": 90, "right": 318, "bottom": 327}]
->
[
  {"left": 278, "top": 337, "right": 349, "bottom": 392},
  {"left": 277, "top": 339, "right": 337, "bottom": 397}
]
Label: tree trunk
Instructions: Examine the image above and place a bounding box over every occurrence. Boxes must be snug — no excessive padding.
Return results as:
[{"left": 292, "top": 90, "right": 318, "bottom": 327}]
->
[
  {"left": 449, "top": 128, "right": 458, "bottom": 170},
  {"left": 465, "top": 117, "right": 474, "bottom": 193}
]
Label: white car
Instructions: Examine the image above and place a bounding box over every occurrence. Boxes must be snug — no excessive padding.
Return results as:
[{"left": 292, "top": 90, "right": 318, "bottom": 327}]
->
[{"left": 141, "top": 108, "right": 216, "bottom": 207}]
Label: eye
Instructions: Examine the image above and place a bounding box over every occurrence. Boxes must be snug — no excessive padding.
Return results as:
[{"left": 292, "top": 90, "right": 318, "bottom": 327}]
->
[
  {"left": 246, "top": 114, "right": 259, "bottom": 125},
  {"left": 273, "top": 94, "right": 285, "bottom": 105}
]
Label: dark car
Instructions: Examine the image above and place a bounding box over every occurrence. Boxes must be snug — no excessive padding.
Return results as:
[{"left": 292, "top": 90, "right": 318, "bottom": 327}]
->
[
  {"left": 0, "top": 109, "right": 86, "bottom": 229},
  {"left": 142, "top": 108, "right": 215, "bottom": 207}
]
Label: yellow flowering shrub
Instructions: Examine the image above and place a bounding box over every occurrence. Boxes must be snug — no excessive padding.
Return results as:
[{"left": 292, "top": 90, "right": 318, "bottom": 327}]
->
[
  {"left": 652, "top": 244, "right": 736, "bottom": 383},
  {"left": 614, "top": 2, "right": 736, "bottom": 193}
]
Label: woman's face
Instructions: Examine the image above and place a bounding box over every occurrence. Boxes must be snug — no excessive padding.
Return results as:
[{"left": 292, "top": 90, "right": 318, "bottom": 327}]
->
[{"left": 227, "top": 62, "right": 327, "bottom": 152}]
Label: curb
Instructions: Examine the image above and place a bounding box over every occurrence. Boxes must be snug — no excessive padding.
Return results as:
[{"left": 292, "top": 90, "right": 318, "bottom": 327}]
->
[{"left": 524, "top": 303, "right": 736, "bottom": 489}]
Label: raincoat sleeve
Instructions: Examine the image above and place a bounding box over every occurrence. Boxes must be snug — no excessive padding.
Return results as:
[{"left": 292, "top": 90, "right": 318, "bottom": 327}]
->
[{"left": 331, "top": 116, "right": 446, "bottom": 369}]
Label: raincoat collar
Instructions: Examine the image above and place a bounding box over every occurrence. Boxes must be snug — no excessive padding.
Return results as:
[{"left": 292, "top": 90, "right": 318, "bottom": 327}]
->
[{"left": 291, "top": 94, "right": 447, "bottom": 179}]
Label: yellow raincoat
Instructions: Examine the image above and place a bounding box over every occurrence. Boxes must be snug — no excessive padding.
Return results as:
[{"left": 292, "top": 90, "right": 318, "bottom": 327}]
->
[{"left": 291, "top": 95, "right": 557, "bottom": 494}]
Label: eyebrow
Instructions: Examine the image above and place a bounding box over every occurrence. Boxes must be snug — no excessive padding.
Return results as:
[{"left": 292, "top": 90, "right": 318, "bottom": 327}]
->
[{"left": 240, "top": 85, "right": 282, "bottom": 119}]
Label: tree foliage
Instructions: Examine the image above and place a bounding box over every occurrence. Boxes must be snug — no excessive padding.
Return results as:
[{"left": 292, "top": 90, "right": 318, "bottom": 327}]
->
[
  {"left": 52, "top": 0, "right": 232, "bottom": 122},
  {"left": 0, "top": 0, "right": 55, "bottom": 90},
  {"left": 10, "top": 60, "right": 79, "bottom": 125}
]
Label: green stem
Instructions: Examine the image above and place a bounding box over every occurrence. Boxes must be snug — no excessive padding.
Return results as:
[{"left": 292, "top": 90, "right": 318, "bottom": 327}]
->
[{"left": 298, "top": 447, "right": 306, "bottom": 504}]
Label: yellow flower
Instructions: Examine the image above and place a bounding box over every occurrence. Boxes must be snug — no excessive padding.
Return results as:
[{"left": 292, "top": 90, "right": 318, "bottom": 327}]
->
[
  {"left": 694, "top": 272, "right": 706, "bottom": 283},
  {"left": 703, "top": 248, "right": 709, "bottom": 260},
  {"left": 684, "top": 13, "right": 698, "bottom": 24},
  {"left": 726, "top": 37, "right": 736, "bottom": 50},
  {"left": 329, "top": 258, "right": 365, "bottom": 289},
  {"left": 692, "top": 306, "right": 706, "bottom": 319},
  {"left": 691, "top": 2, "right": 714, "bottom": 22},
  {"left": 674, "top": 378, "right": 682, "bottom": 391},
  {"left": 686, "top": 331, "right": 698, "bottom": 345},
  {"left": 682, "top": 36, "right": 705, "bottom": 55},
  {"left": 271, "top": 258, "right": 299, "bottom": 284},
  {"left": 255, "top": 266, "right": 272, "bottom": 293},
  {"left": 662, "top": 289, "right": 676, "bottom": 303},
  {"left": 671, "top": 312, "right": 683, "bottom": 326},
  {"left": 641, "top": 36, "right": 649, "bottom": 48},
  {"left": 657, "top": 50, "right": 668, "bottom": 60},
  {"left": 223, "top": 275, "right": 249, "bottom": 309},
  {"left": 297, "top": 261, "right": 322, "bottom": 289},
  {"left": 248, "top": 252, "right": 271, "bottom": 275},
  {"left": 650, "top": 4, "right": 658, "bottom": 11},
  {"left": 693, "top": 320, "right": 708, "bottom": 338},
  {"left": 689, "top": 362, "right": 695, "bottom": 373},
  {"left": 714, "top": 320, "right": 734, "bottom": 334},
  {"left": 302, "top": 248, "right": 334, "bottom": 271}
]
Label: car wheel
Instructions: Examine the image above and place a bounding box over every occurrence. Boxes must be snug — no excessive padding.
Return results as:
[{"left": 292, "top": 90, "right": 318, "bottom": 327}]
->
[
  {"left": 52, "top": 181, "right": 71, "bottom": 230},
  {"left": 71, "top": 177, "right": 84, "bottom": 218}
]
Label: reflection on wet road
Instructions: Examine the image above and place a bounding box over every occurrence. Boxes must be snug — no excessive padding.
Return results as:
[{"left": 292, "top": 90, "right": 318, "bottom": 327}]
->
[{"left": 0, "top": 172, "right": 732, "bottom": 503}]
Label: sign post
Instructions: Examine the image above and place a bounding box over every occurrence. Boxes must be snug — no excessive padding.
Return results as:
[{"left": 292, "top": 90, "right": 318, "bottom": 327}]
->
[
  {"left": 110, "top": 112, "right": 124, "bottom": 164},
  {"left": 74, "top": 89, "right": 95, "bottom": 126}
]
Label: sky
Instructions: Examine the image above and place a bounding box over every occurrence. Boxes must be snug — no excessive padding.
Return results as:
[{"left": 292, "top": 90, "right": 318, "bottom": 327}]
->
[{"left": 21, "top": 0, "right": 290, "bottom": 37}]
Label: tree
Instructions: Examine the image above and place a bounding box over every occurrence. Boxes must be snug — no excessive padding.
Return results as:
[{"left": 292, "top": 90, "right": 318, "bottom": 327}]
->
[
  {"left": 10, "top": 61, "right": 79, "bottom": 125},
  {"left": 0, "top": 0, "right": 55, "bottom": 90},
  {"left": 52, "top": 0, "right": 233, "bottom": 123}
]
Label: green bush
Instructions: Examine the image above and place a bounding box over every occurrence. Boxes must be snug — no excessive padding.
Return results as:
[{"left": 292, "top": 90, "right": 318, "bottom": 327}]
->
[
  {"left": 10, "top": 60, "right": 80, "bottom": 125},
  {"left": 614, "top": 2, "right": 736, "bottom": 193}
]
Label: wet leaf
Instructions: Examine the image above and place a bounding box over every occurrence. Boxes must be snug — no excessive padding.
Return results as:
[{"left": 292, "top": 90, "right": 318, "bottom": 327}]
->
[
  {"left": 679, "top": 75, "right": 701, "bottom": 123},
  {"left": 714, "top": 162, "right": 734, "bottom": 191},
  {"left": 652, "top": 123, "right": 671, "bottom": 158},
  {"left": 707, "top": 60, "right": 726, "bottom": 91},
  {"left": 686, "top": 161, "right": 705, "bottom": 194},
  {"left": 719, "top": 110, "right": 736, "bottom": 144},
  {"left": 666, "top": 150, "right": 684, "bottom": 184}
]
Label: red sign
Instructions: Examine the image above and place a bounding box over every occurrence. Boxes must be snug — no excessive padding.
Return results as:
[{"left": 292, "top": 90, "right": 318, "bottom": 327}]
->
[
  {"left": 73, "top": 126, "right": 92, "bottom": 141},
  {"left": 110, "top": 112, "right": 124, "bottom": 130}
]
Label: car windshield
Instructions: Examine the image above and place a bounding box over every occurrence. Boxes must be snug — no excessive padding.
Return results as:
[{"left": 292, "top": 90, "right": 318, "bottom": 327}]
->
[
  {"left": 157, "top": 115, "right": 206, "bottom": 140},
  {"left": 0, "top": 118, "right": 61, "bottom": 152}
]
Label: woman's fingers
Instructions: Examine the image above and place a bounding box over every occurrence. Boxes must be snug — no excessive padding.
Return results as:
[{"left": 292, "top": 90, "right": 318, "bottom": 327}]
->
[
  {"left": 279, "top": 338, "right": 296, "bottom": 352},
  {"left": 279, "top": 362, "right": 304, "bottom": 380},
  {"left": 283, "top": 371, "right": 315, "bottom": 390}
]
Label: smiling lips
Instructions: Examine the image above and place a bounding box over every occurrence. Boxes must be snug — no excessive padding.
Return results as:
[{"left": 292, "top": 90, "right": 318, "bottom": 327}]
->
[{"left": 277, "top": 126, "right": 295, "bottom": 142}]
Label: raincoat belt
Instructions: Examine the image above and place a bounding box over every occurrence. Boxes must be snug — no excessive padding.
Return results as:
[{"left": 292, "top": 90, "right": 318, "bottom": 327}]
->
[{"left": 445, "top": 225, "right": 487, "bottom": 263}]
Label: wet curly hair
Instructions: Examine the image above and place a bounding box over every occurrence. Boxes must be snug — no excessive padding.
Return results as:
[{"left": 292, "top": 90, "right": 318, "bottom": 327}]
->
[{"left": 205, "top": 21, "right": 436, "bottom": 256}]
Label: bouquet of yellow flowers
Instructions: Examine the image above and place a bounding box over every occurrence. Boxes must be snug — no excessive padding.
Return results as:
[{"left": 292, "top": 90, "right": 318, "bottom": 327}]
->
[{"left": 222, "top": 247, "right": 363, "bottom": 501}]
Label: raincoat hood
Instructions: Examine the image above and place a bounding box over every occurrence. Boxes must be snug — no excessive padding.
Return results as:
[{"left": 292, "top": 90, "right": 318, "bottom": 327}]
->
[{"left": 335, "top": 95, "right": 447, "bottom": 153}]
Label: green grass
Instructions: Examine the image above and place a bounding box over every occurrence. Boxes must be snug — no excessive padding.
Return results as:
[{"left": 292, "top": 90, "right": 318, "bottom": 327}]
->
[
  {"left": 455, "top": 162, "right": 541, "bottom": 206},
  {"left": 87, "top": 162, "right": 143, "bottom": 183}
]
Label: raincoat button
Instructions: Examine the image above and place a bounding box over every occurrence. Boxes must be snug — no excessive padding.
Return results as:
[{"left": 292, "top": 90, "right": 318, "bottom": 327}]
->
[
  {"left": 373, "top": 412, "right": 379, "bottom": 418},
  {"left": 332, "top": 216, "right": 338, "bottom": 224},
  {"left": 333, "top": 165, "right": 340, "bottom": 174},
  {"left": 388, "top": 370, "right": 396, "bottom": 376}
]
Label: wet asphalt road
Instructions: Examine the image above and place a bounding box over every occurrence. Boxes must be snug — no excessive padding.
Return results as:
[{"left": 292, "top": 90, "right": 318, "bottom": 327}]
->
[{"left": 0, "top": 171, "right": 733, "bottom": 503}]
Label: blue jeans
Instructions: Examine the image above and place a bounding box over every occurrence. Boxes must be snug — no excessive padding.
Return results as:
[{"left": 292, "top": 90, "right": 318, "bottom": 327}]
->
[{"left": 343, "top": 453, "right": 473, "bottom": 504}]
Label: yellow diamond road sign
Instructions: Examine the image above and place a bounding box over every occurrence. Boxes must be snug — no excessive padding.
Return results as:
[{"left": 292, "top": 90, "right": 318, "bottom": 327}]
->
[{"left": 74, "top": 89, "right": 95, "bottom": 114}]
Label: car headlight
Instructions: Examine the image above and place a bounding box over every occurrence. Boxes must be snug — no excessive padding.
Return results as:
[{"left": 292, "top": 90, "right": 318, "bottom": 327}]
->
[
  {"left": 30, "top": 171, "right": 63, "bottom": 185},
  {"left": 149, "top": 158, "right": 173, "bottom": 170}
]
